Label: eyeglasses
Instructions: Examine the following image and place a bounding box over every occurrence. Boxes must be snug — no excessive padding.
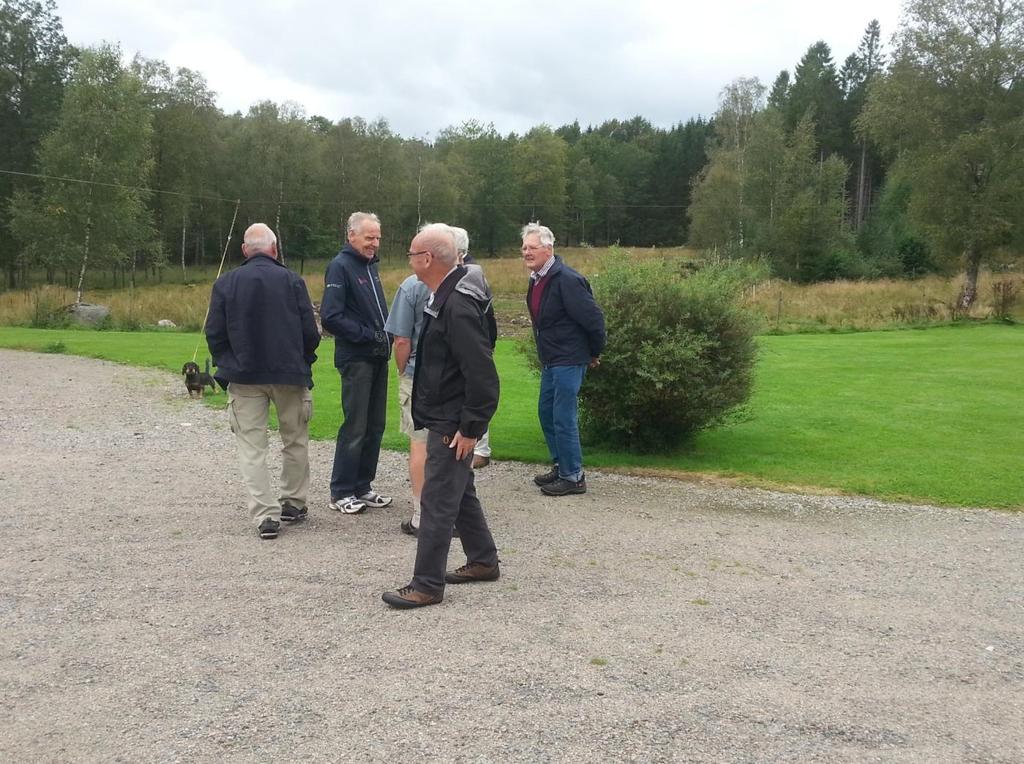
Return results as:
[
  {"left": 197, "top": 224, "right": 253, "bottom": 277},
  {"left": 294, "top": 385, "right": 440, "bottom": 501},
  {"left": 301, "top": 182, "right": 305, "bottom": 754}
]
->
[
  {"left": 407, "top": 250, "right": 430, "bottom": 258},
  {"left": 521, "top": 244, "right": 547, "bottom": 253}
]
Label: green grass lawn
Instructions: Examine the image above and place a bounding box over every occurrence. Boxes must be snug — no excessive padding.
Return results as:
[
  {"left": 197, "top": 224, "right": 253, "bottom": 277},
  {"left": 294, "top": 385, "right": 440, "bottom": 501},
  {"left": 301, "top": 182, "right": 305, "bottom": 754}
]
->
[{"left": 1, "top": 324, "right": 1020, "bottom": 509}]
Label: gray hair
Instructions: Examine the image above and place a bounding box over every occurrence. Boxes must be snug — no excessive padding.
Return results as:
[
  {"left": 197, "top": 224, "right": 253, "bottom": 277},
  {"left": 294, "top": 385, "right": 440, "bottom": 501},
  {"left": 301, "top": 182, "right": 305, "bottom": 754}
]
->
[
  {"left": 418, "top": 222, "right": 458, "bottom": 266},
  {"left": 521, "top": 222, "right": 554, "bottom": 248},
  {"left": 450, "top": 226, "right": 469, "bottom": 256},
  {"left": 347, "top": 211, "right": 381, "bottom": 234},
  {"left": 243, "top": 223, "right": 277, "bottom": 251}
]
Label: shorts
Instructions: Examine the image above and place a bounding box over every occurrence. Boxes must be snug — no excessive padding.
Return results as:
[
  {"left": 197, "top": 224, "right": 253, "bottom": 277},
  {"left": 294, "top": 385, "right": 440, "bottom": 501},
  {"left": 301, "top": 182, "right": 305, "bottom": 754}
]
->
[{"left": 398, "top": 373, "right": 428, "bottom": 442}]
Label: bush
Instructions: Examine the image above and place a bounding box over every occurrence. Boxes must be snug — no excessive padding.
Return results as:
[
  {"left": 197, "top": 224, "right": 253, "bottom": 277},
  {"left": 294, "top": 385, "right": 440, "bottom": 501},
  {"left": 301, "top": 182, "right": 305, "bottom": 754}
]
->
[
  {"left": 896, "top": 236, "right": 934, "bottom": 277},
  {"left": 807, "top": 247, "right": 875, "bottom": 282},
  {"left": 581, "top": 256, "right": 759, "bottom": 452},
  {"left": 991, "top": 279, "right": 1020, "bottom": 322}
]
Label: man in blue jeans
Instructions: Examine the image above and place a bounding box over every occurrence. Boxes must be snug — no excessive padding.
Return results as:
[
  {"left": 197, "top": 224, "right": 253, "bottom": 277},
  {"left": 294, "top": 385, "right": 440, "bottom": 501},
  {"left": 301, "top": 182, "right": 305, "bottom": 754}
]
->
[
  {"left": 321, "top": 211, "right": 393, "bottom": 514},
  {"left": 522, "top": 223, "right": 606, "bottom": 496}
]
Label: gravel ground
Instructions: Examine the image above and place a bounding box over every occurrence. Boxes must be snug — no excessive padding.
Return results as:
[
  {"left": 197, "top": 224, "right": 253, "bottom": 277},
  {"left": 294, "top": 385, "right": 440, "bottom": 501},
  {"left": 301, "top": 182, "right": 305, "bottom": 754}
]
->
[{"left": 1, "top": 349, "right": 1022, "bottom": 763}]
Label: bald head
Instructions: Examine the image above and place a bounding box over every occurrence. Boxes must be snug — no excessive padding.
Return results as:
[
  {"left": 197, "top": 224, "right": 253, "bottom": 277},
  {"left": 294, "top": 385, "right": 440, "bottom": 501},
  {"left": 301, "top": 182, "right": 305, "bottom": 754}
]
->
[
  {"left": 408, "top": 223, "right": 459, "bottom": 291},
  {"left": 415, "top": 223, "right": 458, "bottom": 266},
  {"left": 242, "top": 223, "right": 278, "bottom": 259}
]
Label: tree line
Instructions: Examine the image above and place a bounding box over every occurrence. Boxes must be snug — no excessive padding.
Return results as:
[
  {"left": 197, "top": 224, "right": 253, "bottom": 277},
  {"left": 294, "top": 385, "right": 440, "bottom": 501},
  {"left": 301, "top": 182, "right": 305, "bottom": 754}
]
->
[{"left": 2, "top": 0, "right": 1021, "bottom": 308}]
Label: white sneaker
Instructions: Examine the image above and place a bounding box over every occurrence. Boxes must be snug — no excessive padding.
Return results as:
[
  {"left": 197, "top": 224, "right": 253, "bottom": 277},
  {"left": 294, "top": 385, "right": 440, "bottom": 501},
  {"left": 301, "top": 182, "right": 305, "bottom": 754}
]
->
[
  {"left": 328, "top": 495, "right": 366, "bottom": 514},
  {"left": 358, "top": 491, "right": 393, "bottom": 508}
]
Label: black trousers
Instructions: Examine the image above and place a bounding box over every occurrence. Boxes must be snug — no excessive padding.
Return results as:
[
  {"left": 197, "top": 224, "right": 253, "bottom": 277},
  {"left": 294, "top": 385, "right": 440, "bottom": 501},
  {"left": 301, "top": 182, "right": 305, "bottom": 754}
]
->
[
  {"left": 412, "top": 429, "right": 499, "bottom": 595},
  {"left": 330, "top": 358, "right": 388, "bottom": 498}
]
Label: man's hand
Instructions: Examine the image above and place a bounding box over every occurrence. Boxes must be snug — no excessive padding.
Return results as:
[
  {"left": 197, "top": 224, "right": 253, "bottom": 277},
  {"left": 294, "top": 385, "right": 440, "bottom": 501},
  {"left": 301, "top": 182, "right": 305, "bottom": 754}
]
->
[
  {"left": 449, "top": 431, "right": 478, "bottom": 461},
  {"left": 589, "top": 356, "right": 601, "bottom": 369}
]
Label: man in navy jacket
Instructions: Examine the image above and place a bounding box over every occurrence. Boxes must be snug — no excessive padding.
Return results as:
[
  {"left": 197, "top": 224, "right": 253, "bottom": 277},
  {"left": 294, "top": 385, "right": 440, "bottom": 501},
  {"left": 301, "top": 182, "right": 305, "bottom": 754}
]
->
[
  {"left": 523, "top": 223, "right": 606, "bottom": 496},
  {"left": 206, "top": 223, "right": 320, "bottom": 539},
  {"left": 320, "top": 212, "right": 393, "bottom": 514}
]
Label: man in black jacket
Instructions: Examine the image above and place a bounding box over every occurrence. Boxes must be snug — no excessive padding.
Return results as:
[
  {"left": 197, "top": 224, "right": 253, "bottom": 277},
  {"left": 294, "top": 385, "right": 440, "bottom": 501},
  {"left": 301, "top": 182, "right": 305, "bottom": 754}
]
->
[
  {"left": 321, "top": 212, "right": 393, "bottom": 515},
  {"left": 523, "top": 223, "right": 606, "bottom": 496},
  {"left": 382, "top": 224, "right": 501, "bottom": 609},
  {"left": 206, "top": 223, "right": 320, "bottom": 539}
]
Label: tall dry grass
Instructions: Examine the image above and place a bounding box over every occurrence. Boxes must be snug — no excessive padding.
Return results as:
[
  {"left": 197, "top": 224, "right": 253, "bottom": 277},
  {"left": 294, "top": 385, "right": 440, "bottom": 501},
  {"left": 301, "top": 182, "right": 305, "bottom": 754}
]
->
[
  {"left": 747, "top": 272, "right": 1024, "bottom": 332},
  {"left": 2, "top": 246, "right": 1020, "bottom": 333}
]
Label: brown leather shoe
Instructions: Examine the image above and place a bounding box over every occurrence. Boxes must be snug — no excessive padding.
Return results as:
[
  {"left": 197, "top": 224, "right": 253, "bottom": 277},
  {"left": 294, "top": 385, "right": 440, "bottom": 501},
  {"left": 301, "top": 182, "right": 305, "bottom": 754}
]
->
[
  {"left": 445, "top": 560, "right": 500, "bottom": 584},
  {"left": 472, "top": 455, "right": 490, "bottom": 469},
  {"left": 381, "top": 585, "right": 442, "bottom": 609}
]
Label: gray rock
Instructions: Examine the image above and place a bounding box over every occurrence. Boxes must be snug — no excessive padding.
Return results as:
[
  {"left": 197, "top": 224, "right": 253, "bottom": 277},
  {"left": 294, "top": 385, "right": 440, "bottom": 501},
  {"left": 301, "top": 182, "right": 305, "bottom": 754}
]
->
[
  {"left": 66, "top": 302, "right": 110, "bottom": 326},
  {"left": 157, "top": 319, "right": 176, "bottom": 328}
]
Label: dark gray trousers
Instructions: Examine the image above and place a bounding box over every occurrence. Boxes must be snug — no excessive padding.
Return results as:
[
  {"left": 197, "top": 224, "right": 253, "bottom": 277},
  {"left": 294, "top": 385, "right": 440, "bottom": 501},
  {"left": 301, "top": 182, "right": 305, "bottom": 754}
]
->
[
  {"left": 411, "top": 429, "right": 498, "bottom": 595},
  {"left": 330, "top": 358, "right": 388, "bottom": 498}
]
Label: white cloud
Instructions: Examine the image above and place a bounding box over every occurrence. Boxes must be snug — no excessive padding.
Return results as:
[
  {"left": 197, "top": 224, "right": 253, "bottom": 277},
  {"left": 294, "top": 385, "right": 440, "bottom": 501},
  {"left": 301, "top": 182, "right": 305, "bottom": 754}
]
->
[{"left": 55, "top": 0, "right": 905, "bottom": 135}]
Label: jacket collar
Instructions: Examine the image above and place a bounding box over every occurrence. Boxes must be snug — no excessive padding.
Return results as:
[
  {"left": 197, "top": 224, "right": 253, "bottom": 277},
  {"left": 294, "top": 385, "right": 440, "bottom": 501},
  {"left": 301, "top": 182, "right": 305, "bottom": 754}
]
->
[
  {"left": 241, "top": 253, "right": 283, "bottom": 268},
  {"left": 341, "top": 244, "right": 379, "bottom": 266},
  {"left": 530, "top": 254, "right": 562, "bottom": 282},
  {"left": 424, "top": 265, "right": 467, "bottom": 317}
]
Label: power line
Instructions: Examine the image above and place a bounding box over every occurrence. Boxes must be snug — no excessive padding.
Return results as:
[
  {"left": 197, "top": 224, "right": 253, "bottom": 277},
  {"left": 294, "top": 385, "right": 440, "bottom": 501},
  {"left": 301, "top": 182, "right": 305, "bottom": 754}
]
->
[{"left": 0, "top": 169, "right": 238, "bottom": 204}]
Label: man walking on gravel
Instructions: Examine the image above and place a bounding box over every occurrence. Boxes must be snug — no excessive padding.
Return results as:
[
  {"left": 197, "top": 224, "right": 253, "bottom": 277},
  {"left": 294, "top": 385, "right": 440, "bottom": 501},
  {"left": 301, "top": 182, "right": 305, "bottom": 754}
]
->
[
  {"left": 321, "top": 212, "right": 393, "bottom": 515},
  {"left": 206, "top": 223, "right": 320, "bottom": 540},
  {"left": 382, "top": 224, "right": 501, "bottom": 609},
  {"left": 522, "top": 223, "right": 605, "bottom": 496}
]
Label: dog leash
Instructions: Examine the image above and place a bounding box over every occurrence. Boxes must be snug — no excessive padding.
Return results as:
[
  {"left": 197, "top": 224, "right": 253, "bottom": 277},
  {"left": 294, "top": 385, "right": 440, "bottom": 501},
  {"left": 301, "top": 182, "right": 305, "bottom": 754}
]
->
[{"left": 192, "top": 199, "right": 240, "bottom": 363}]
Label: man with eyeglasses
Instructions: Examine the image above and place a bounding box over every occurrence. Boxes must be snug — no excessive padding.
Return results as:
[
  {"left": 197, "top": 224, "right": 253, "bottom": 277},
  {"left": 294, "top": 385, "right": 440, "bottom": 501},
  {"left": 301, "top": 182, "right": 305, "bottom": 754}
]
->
[
  {"left": 382, "top": 224, "right": 501, "bottom": 609},
  {"left": 522, "top": 222, "right": 605, "bottom": 496},
  {"left": 321, "top": 211, "right": 393, "bottom": 515}
]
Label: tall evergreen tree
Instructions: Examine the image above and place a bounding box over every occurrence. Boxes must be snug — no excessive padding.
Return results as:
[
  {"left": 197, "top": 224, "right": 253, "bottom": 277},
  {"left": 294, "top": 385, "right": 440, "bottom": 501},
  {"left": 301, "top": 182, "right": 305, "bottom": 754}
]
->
[
  {"left": 843, "top": 20, "right": 886, "bottom": 229},
  {"left": 785, "top": 42, "right": 846, "bottom": 158},
  {"left": 767, "top": 70, "right": 791, "bottom": 110}
]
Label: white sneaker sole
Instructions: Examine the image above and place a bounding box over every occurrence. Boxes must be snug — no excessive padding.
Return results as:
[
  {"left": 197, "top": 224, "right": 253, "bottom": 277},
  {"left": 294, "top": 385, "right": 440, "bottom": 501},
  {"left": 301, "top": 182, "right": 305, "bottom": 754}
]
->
[{"left": 328, "top": 499, "right": 366, "bottom": 514}]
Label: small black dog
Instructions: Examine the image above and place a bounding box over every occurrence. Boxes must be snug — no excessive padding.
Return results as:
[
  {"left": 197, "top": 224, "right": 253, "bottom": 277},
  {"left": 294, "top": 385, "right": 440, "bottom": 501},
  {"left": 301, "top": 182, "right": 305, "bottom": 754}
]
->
[{"left": 182, "top": 360, "right": 218, "bottom": 398}]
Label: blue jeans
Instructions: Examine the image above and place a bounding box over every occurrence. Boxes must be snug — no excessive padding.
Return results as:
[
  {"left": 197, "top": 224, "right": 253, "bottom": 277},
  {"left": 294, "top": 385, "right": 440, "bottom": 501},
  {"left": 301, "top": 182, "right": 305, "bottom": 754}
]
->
[{"left": 538, "top": 364, "right": 587, "bottom": 482}]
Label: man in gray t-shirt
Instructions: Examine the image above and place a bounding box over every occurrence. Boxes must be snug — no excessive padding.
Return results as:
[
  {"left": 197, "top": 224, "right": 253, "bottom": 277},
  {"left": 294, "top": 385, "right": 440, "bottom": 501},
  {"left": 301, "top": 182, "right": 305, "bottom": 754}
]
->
[{"left": 384, "top": 268, "right": 430, "bottom": 535}]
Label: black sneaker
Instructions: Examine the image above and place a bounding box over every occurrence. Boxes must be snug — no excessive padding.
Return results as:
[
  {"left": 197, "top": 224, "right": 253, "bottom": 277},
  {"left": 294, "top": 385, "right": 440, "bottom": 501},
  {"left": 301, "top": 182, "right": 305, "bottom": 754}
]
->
[
  {"left": 257, "top": 518, "right": 280, "bottom": 539},
  {"left": 280, "top": 504, "right": 308, "bottom": 523},
  {"left": 533, "top": 465, "right": 560, "bottom": 486},
  {"left": 540, "top": 475, "right": 587, "bottom": 496}
]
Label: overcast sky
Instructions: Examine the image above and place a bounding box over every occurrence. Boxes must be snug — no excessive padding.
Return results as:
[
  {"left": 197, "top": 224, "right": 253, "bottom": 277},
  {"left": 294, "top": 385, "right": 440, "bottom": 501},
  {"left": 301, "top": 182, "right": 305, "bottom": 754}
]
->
[{"left": 55, "top": 0, "right": 904, "bottom": 138}]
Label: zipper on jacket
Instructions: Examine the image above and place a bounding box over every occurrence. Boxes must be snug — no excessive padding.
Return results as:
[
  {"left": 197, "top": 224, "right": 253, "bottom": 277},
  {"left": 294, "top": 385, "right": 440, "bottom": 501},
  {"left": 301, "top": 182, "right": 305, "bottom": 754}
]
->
[{"left": 368, "top": 263, "right": 387, "bottom": 328}]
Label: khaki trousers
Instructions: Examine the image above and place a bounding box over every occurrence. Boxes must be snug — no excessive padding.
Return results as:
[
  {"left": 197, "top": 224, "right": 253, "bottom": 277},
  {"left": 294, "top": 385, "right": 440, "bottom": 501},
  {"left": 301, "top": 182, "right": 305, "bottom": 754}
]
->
[{"left": 227, "top": 382, "right": 313, "bottom": 525}]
